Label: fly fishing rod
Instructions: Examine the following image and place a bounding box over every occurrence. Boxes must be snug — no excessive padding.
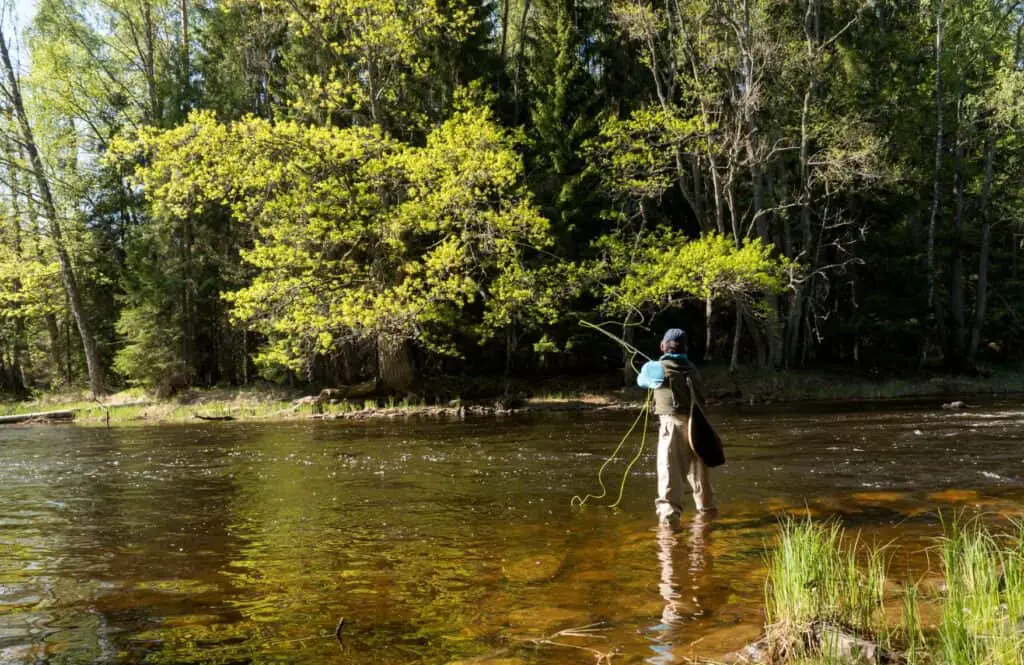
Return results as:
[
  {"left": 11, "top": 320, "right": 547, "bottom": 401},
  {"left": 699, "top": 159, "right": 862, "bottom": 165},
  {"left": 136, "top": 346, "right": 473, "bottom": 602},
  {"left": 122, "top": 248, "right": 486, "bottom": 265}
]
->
[{"left": 578, "top": 319, "right": 652, "bottom": 369}]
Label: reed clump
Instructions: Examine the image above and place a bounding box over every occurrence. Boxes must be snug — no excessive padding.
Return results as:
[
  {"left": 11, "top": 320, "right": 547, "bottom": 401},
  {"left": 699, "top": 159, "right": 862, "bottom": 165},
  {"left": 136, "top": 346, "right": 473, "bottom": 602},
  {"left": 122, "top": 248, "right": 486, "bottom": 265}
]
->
[
  {"left": 935, "top": 517, "right": 1024, "bottom": 665},
  {"left": 764, "top": 518, "right": 888, "bottom": 662},
  {"left": 762, "top": 515, "right": 1024, "bottom": 665}
]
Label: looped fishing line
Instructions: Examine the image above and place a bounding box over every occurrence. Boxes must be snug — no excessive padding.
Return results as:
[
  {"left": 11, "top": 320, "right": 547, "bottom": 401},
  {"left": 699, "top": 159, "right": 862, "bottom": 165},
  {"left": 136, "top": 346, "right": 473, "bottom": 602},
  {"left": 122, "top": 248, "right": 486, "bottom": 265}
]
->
[
  {"left": 571, "top": 391, "right": 652, "bottom": 509},
  {"left": 571, "top": 320, "right": 658, "bottom": 509}
]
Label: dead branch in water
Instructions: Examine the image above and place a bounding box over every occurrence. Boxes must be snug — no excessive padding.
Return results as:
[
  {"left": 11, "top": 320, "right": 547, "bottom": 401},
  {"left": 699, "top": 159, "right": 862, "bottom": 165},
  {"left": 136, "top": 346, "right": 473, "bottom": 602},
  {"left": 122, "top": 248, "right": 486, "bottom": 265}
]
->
[{"left": 516, "top": 622, "right": 617, "bottom": 664}]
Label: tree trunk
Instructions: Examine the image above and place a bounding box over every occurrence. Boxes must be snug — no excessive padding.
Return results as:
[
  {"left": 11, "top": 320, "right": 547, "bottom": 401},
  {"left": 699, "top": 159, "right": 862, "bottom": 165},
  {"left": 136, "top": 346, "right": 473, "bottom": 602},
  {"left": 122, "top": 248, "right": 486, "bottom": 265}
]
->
[
  {"left": 0, "top": 25, "right": 105, "bottom": 396},
  {"left": 704, "top": 295, "right": 713, "bottom": 360},
  {"left": 745, "top": 309, "right": 767, "bottom": 368},
  {"left": 946, "top": 88, "right": 966, "bottom": 371},
  {"left": 505, "top": 322, "right": 518, "bottom": 375},
  {"left": 180, "top": 0, "right": 189, "bottom": 74},
  {"left": 180, "top": 213, "right": 195, "bottom": 383},
  {"left": 499, "top": 0, "right": 512, "bottom": 61},
  {"left": 377, "top": 335, "right": 414, "bottom": 394},
  {"left": 787, "top": 65, "right": 815, "bottom": 368},
  {"left": 691, "top": 154, "right": 704, "bottom": 227},
  {"left": 622, "top": 312, "right": 637, "bottom": 385},
  {"left": 3, "top": 135, "right": 27, "bottom": 393},
  {"left": 513, "top": 0, "right": 533, "bottom": 121},
  {"left": 968, "top": 130, "right": 996, "bottom": 366},
  {"left": 142, "top": 0, "right": 162, "bottom": 124},
  {"left": 7, "top": 221, "right": 27, "bottom": 393},
  {"left": 24, "top": 177, "right": 66, "bottom": 384},
  {"left": 730, "top": 300, "right": 742, "bottom": 372},
  {"left": 785, "top": 284, "right": 806, "bottom": 368},
  {"left": 925, "top": 1, "right": 943, "bottom": 344}
]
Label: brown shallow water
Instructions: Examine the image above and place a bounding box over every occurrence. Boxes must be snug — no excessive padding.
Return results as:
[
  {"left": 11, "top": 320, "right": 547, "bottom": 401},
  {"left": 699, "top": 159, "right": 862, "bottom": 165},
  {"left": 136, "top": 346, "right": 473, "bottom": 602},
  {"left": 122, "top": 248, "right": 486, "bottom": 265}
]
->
[{"left": 2, "top": 398, "right": 1024, "bottom": 664}]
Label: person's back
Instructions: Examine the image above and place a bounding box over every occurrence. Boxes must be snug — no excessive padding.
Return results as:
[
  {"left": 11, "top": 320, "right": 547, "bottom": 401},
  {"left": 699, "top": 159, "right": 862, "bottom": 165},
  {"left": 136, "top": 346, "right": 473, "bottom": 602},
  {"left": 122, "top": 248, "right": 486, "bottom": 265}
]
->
[{"left": 652, "top": 354, "right": 706, "bottom": 416}]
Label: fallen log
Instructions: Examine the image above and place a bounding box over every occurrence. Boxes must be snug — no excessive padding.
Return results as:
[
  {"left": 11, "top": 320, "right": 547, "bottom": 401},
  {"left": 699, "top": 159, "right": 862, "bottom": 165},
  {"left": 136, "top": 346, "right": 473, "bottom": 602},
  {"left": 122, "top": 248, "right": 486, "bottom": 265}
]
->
[
  {"left": 193, "top": 414, "right": 236, "bottom": 421},
  {"left": 0, "top": 410, "right": 75, "bottom": 425}
]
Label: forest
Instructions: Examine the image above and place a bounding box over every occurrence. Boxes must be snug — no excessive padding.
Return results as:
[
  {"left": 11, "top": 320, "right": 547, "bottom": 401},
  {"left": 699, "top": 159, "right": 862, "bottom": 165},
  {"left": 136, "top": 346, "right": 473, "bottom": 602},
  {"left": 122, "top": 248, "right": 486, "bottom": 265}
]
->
[{"left": 0, "top": 0, "right": 1022, "bottom": 397}]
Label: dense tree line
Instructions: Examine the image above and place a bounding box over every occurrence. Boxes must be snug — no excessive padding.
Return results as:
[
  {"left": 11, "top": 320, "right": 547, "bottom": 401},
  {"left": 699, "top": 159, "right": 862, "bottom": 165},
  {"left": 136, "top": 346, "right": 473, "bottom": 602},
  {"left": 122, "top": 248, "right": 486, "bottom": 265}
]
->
[{"left": 0, "top": 0, "right": 1022, "bottom": 397}]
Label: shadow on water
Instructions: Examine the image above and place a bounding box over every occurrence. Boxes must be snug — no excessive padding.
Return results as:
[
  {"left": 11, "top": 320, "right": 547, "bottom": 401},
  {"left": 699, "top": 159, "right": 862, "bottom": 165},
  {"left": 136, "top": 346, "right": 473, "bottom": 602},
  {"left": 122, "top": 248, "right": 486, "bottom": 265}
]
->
[{"left": 1, "top": 398, "right": 1024, "bottom": 663}]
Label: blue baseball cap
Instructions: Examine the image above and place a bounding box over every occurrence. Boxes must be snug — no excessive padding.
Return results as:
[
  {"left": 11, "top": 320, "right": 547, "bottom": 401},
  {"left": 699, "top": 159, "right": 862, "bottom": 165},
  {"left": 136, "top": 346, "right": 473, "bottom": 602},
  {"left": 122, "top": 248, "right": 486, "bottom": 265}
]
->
[{"left": 661, "top": 328, "right": 686, "bottom": 344}]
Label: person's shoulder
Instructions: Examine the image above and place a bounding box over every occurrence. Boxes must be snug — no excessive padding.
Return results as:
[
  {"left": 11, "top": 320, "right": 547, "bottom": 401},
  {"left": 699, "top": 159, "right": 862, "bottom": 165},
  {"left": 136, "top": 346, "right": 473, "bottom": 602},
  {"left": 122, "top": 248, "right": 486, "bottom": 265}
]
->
[
  {"left": 680, "top": 358, "right": 702, "bottom": 376},
  {"left": 659, "top": 355, "right": 697, "bottom": 373}
]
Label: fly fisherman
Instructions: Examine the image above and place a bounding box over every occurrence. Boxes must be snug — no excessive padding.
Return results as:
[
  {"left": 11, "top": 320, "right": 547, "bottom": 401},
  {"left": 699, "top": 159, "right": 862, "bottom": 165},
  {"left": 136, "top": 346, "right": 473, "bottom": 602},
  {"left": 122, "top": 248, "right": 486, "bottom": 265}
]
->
[{"left": 652, "top": 328, "right": 716, "bottom": 524}]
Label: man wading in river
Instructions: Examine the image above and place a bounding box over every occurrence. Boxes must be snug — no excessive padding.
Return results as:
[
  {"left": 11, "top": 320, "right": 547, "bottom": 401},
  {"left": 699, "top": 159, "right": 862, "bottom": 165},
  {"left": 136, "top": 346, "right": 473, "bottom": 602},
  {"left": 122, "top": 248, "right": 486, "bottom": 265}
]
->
[{"left": 650, "top": 328, "right": 717, "bottom": 524}]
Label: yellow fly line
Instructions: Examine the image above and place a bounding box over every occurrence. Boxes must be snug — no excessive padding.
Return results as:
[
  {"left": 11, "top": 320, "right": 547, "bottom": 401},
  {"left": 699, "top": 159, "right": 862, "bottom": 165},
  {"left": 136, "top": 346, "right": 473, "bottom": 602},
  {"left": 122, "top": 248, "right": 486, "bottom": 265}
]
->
[{"left": 570, "top": 390, "right": 652, "bottom": 509}]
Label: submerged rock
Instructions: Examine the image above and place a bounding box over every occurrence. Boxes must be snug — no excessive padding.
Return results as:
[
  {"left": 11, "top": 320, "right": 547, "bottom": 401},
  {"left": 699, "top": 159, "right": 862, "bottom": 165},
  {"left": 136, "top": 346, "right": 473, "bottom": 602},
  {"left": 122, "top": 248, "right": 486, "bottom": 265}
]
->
[
  {"left": 814, "top": 622, "right": 882, "bottom": 664},
  {"left": 720, "top": 636, "right": 769, "bottom": 664},
  {"left": 725, "top": 623, "right": 897, "bottom": 665},
  {"left": 500, "top": 553, "right": 565, "bottom": 584}
]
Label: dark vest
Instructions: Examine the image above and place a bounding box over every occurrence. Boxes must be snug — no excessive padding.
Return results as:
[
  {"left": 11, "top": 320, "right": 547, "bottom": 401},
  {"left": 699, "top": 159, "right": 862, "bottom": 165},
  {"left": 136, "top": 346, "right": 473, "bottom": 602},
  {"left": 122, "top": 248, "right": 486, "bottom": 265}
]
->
[{"left": 652, "top": 356, "right": 698, "bottom": 416}]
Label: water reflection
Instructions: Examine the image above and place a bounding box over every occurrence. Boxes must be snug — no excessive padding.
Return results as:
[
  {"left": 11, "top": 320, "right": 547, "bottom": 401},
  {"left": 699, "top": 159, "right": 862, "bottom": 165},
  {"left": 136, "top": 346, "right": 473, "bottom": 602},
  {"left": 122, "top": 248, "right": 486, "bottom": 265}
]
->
[{"left": 647, "top": 512, "right": 714, "bottom": 663}]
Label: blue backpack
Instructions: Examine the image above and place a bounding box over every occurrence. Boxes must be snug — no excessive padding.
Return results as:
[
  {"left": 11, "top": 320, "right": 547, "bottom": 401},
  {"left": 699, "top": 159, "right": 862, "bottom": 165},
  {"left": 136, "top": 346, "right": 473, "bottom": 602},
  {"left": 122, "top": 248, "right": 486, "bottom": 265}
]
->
[{"left": 636, "top": 360, "right": 666, "bottom": 390}]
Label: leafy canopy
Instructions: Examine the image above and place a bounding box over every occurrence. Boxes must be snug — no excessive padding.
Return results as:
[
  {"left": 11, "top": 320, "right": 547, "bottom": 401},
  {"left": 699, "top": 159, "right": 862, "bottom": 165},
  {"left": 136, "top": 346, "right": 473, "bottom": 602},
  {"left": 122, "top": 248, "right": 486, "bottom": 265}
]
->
[
  {"left": 598, "top": 229, "right": 795, "bottom": 317},
  {"left": 111, "top": 103, "right": 562, "bottom": 374}
]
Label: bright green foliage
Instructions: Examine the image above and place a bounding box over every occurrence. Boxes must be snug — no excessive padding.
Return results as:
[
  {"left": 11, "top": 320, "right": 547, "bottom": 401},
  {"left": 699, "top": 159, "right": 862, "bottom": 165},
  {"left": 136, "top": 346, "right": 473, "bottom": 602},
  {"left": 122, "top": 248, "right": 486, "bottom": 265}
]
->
[
  {"left": 588, "top": 107, "right": 705, "bottom": 207},
  {"left": 598, "top": 230, "right": 793, "bottom": 318},
  {"left": 115, "top": 104, "right": 561, "bottom": 376},
  {"left": 0, "top": 247, "right": 60, "bottom": 322},
  {"left": 229, "top": 0, "right": 475, "bottom": 129},
  {"left": 7, "top": 0, "right": 1024, "bottom": 395}
]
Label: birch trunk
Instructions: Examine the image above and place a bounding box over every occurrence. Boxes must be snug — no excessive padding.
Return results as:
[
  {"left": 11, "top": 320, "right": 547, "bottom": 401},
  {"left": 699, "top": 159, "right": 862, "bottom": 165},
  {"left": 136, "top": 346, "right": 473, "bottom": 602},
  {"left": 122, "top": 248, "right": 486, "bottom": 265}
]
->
[{"left": 0, "top": 25, "right": 105, "bottom": 395}]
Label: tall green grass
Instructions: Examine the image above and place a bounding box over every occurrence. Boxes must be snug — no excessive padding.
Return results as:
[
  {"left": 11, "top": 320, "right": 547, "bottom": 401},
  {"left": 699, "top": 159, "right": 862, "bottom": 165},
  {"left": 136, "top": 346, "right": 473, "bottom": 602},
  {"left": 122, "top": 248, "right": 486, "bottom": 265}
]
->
[
  {"left": 764, "top": 518, "right": 888, "bottom": 659},
  {"left": 937, "top": 517, "right": 1024, "bottom": 665},
  {"left": 765, "top": 518, "right": 888, "bottom": 630},
  {"left": 766, "top": 515, "right": 1024, "bottom": 665}
]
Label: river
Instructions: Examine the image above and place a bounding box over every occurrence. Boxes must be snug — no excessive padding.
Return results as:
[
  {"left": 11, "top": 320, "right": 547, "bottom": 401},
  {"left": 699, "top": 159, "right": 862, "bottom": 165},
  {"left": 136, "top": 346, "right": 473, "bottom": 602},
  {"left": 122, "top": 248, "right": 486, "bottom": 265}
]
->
[{"left": 2, "top": 399, "right": 1023, "bottom": 664}]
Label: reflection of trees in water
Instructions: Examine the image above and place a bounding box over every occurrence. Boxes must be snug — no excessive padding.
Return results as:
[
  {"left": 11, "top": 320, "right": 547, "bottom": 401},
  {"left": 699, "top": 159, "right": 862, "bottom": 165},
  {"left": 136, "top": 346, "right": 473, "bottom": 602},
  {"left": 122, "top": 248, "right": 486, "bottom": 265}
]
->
[
  {"left": 647, "top": 513, "right": 714, "bottom": 664},
  {"left": 143, "top": 428, "right": 498, "bottom": 665},
  {"left": 0, "top": 427, "right": 241, "bottom": 663},
  {"left": 79, "top": 428, "right": 240, "bottom": 663}
]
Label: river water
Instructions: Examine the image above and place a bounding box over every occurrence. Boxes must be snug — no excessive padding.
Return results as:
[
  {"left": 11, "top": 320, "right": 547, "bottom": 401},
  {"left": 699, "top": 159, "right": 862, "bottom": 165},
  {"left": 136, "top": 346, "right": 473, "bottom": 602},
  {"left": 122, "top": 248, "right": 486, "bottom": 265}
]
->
[{"left": 2, "top": 399, "right": 1024, "bottom": 664}]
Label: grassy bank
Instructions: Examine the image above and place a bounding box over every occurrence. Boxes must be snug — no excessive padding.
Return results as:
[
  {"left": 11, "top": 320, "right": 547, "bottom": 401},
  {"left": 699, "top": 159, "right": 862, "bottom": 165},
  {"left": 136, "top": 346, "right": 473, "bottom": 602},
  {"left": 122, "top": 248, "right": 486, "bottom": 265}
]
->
[
  {"left": 0, "top": 385, "right": 446, "bottom": 425},
  {"left": 756, "top": 515, "right": 1024, "bottom": 665},
  {"left": 2, "top": 364, "right": 1023, "bottom": 426}
]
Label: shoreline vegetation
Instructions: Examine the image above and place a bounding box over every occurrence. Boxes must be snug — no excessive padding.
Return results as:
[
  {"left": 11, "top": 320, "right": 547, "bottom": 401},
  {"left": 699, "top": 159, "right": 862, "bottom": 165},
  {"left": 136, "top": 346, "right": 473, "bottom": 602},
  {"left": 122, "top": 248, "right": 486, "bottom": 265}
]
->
[
  {"left": 716, "top": 514, "right": 1024, "bottom": 665},
  {"left": 3, "top": 364, "right": 1024, "bottom": 426}
]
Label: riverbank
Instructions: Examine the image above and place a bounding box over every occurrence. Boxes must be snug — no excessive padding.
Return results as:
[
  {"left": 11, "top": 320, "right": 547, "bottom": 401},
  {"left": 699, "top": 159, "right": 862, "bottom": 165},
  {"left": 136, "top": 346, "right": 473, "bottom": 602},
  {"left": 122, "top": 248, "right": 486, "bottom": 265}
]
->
[{"left": 2, "top": 363, "right": 1024, "bottom": 425}]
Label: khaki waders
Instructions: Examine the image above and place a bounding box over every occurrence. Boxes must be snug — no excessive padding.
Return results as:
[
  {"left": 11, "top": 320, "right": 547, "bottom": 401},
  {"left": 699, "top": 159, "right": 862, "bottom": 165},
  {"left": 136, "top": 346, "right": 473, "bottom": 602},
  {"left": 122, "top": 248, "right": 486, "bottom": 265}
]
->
[{"left": 655, "top": 414, "right": 716, "bottom": 521}]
